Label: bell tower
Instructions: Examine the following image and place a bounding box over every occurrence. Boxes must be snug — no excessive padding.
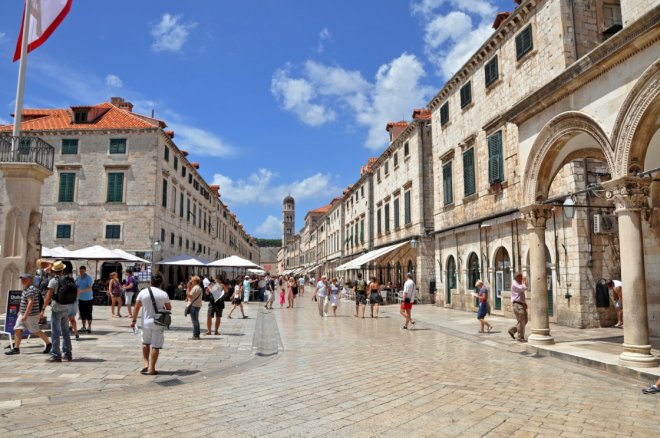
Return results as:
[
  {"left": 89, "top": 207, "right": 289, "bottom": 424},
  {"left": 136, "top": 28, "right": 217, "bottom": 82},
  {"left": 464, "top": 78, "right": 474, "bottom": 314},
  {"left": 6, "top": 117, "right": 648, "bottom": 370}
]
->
[{"left": 282, "top": 195, "right": 295, "bottom": 242}]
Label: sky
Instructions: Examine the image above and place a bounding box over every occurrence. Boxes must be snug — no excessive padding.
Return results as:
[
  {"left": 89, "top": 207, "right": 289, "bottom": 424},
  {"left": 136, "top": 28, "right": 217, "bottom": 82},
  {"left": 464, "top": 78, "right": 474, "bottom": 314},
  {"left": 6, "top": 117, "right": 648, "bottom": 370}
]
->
[{"left": 0, "top": 0, "right": 513, "bottom": 239}]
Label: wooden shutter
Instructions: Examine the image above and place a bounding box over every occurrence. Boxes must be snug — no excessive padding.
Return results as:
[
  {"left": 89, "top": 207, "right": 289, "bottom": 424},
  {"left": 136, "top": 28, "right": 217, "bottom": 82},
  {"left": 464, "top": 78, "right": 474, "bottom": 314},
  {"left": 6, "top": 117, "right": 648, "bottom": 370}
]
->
[
  {"left": 463, "top": 149, "right": 475, "bottom": 196},
  {"left": 488, "top": 131, "right": 503, "bottom": 184},
  {"left": 443, "top": 162, "right": 453, "bottom": 205}
]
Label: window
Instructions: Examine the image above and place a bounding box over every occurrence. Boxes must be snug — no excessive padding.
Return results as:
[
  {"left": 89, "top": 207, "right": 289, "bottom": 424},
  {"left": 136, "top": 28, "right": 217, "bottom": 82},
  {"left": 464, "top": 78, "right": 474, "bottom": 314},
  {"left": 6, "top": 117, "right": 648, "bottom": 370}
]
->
[
  {"left": 188, "top": 174, "right": 192, "bottom": 185},
  {"left": 384, "top": 161, "right": 389, "bottom": 175},
  {"left": 377, "top": 208, "right": 382, "bottom": 236},
  {"left": 186, "top": 239, "right": 189, "bottom": 250},
  {"left": 74, "top": 111, "right": 88, "bottom": 123},
  {"left": 377, "top": 168, "right": 381, "bottom": 182},
  {"left": 361, "top": 186, "right": 364, "bottom": 198},
  {"left": 187, "top": 198, "right": 191, "bottom": 222},
  {"left": 162, "top": 179, "right": 168, "bottom": 208},
  {"left": 173, "top": 156, "right": 178, "bottom": 171},
  {"left": 171, "top": 232, "right": 175, "bottom": 246},
  {"left": 179, "top": 193, "right": 184, "bottom": 217},
  {"left": 484, "top": 55, "right": 499, "bottom": 87},
  {"left": 393, "top": 198, "right": 400, "bottom": 229},
  {"left": 602, "top": 2, "right": 622, "bottom": 35},
  {"left": 360, "top": 219, "right": 364, "bottom": 243},
  {"left": 443, "top": 162, "right": 453, "bottom": 206},
  {"left": 394, "top": 152, "right": 399, "bottom": 168},
  {"left": 460, "top": 81, "right": 472, "bottom": 108},
  {"left": 106, "top": 173, "right": 124, "bottom": 203},
  {"left": 488, "top": 130, "right": 504, "bottom": 184},
  {"left": 182, "top": 166, "right": 186, "bottom": 177},
  {"left": 58, "top": 172, "right": 76, "bottom": 202},
  {"left": 61, "top": 139, "right": 78, "bottom": 155},
  {"left": 160, "top": 228, "right": 165, "bottom": 243},
  {"left": 164, "top": 146, "right": 170, "bottom": 162},
  {"left": 354, "top": 223, "right": 359, "bottom": 245},
  {"left": 172, "top": 187, "right": 177, "bottom": 214},
  {"left": 515, "top": 25, "right": 533, "bottom": 60},
  {"left": 440, "top": 102, "right": 449, "bottom": 126},
  {"left": 404, "top": 190, "right": 411, "bottom": 225},
  {"left": 384, "top": 203, "right": 390, "bottom": 233},
  {"left": 463, "top": 148, "right": 476, "bottom": 196},
  {"left": 404, "top": 142, "right": 410, "bottom": 157},
  {"left": 56, "top": 224, "right": 71, "bottom": 239},
  {"left": 105, "top": 224, "right": 121, "bottom": 239},
  {"left": 109, "top": 139, "right": 126, "bottom": 154},
  {"left": 179, "top": 236, "right": 183, "bottom": 248}
]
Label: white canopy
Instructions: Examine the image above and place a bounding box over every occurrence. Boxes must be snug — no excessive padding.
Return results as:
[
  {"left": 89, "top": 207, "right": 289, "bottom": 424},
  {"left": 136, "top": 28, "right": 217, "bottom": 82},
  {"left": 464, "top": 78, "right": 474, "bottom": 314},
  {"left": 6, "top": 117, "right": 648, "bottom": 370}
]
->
[
  {"left": 112, "top": 249, "right": 149, "bottom": 263},
  {"left": 248, "top": 268, "right": 266, "bottom": 275},
  {"left": 68, "top": 245, "right": 132, "bottom": 261},
  {"left": 208, "top": 255, "right": 262, "bottom": 269},
  {"left": 336, "top": 241, "right": 408, "bottom": 271},
  {"left": 41, "top": 246, "right": 75, "bottom": 258},
  {"left": 157, "top": 254, "right": 209, "bottom": 266}
]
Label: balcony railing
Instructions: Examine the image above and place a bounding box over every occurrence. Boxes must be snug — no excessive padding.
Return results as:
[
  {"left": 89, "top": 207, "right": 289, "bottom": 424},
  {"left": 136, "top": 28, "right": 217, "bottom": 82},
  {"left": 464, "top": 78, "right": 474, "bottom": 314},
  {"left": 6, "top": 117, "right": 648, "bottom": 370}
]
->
[{"left": 0, "top": 136, "right": 55, "bottom": 171}]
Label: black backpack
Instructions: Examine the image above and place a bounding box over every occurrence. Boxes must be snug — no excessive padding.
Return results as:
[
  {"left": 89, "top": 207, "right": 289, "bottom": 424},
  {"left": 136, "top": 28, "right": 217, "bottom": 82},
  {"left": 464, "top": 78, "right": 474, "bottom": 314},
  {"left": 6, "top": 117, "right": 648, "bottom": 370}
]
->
[{"left": 55, "top": 276, "right": 78, "bottom": 304}]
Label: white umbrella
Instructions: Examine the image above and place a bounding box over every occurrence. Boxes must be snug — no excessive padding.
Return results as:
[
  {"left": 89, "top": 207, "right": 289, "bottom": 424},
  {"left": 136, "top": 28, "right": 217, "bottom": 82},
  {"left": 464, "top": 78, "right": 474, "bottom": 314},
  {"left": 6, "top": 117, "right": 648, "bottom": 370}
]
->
[
  {"left": 42, "top": 246, "right": 75, "bottom": 259},
  {"left": 68, "top": 245, "right": 132, "bottom": 261},
  {"left": 112, "top": 249, "right": 149, "bottom": 263},
  {"left": 248, "top": 268, "right": 266, "bottom": 275},
  {"left": 157, "top": 254, "right": 209, "bottom": 266},
  {"left": 208, "top": 255, "right": 262, "bottom": 269}
]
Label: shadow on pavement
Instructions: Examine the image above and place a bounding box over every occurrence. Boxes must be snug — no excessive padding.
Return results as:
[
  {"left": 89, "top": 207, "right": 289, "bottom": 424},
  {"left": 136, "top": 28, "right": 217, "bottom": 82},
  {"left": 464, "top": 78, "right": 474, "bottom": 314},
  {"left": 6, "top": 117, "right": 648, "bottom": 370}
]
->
[{"left": 73, "top": 357, "right": 106, "bottom": 362}]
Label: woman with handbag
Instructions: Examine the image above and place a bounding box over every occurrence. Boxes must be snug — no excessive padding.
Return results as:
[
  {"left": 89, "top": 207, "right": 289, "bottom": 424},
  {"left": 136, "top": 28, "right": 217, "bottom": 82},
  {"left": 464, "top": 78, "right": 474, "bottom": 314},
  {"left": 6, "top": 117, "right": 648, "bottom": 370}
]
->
[{"left": 186, "top": 276, "right": 203, "bottom": 339}]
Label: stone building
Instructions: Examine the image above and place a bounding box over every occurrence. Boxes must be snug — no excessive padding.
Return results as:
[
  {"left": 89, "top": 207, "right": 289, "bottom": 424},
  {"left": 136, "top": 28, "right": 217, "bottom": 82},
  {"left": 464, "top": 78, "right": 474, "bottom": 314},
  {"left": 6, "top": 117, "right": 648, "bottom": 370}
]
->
[
  {"left": 0, "top": 97, "right": 257, "bottom": 287},
  {"left": 429, "top": 0, "right": 658, "bottom": 367}
]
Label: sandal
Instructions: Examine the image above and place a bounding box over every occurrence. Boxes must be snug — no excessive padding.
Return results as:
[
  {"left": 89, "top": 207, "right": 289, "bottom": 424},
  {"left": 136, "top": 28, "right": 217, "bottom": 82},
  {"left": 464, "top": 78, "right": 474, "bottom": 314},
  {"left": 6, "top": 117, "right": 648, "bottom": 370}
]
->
[
  {"left": 487, "top": 326, "right": 493, "bottom": 333},
  {"left": 140, "top": 367, "right": 148, "bottom": 374}
]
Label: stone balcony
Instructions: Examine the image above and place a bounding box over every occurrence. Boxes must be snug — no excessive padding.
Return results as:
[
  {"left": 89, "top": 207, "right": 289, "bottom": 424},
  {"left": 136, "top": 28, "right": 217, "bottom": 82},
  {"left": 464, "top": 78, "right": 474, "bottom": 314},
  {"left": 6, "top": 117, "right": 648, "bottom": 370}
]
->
[{"left": 0, "top": 135, "right": 55, "bottom": 171}]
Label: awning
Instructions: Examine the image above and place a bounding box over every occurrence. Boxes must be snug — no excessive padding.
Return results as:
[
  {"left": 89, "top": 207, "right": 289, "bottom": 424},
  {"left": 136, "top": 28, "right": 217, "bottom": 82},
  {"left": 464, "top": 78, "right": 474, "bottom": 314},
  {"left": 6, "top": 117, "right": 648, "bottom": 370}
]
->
[
  {"left": 481, "top": 212, "right": 520, "bottom": 228},
  {"left": 336, "top": 241, "right": 408, "bottom": 271},
  {"left": 304, "top": 263, "right": 322, "bottom": 274}
]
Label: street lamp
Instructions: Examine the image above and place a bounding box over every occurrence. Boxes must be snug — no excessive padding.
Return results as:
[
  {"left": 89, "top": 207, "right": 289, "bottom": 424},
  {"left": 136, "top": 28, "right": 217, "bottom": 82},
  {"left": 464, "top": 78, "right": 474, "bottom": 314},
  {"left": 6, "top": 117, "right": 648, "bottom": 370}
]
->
[
  {"left": 410, "top": 238, "right": 418, "bottom": 249},
  {"left": 151, "top": 240, "right": 161, "bottom": 276},
  {"left": 563, "top": 195, "right": 576, "bottom": 219}
]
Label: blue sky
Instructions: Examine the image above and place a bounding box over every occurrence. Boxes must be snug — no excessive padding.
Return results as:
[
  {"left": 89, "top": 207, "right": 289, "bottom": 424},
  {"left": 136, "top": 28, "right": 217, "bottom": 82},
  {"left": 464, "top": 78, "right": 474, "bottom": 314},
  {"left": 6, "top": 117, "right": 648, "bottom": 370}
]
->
[{"left": 0, "top": 0, "right": 511, "bottom": 239}]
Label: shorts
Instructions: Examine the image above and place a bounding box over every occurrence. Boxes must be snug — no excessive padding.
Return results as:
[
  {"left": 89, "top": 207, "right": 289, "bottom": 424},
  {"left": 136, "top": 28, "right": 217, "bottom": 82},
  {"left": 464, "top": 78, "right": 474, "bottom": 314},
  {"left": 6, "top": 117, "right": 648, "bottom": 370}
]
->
[
  {"left": 79, "top": 299, "right": 93, "bottom": 321},
  {"left": 208, "top": 304, "right": 224, "bottom": 318},
  {"left": 356, "top": 292, "right": 367, "bottom": 305},
  {"left": 369, "top": 292, "right": 383, "bottom": 304},
  {"left": 400, "top": 302, "right": 413, "bottom": 310},
  {"left": 232, "top": 297, "right": 243, "bottom": 305},
  {"left": 124, "top": 292, "right": 134, "bottom": 306},
  {"left": 14, "top": 314, "right": 41, "bottom": 333},
  {"left": 615, "top": 300, "right": 622, "bottom": 309},
  {"left": 142, "top": 326, "right": 165, "bottom": 349},
  {"left": 68, "top": 300, "right": 79, "bottom": 318}
]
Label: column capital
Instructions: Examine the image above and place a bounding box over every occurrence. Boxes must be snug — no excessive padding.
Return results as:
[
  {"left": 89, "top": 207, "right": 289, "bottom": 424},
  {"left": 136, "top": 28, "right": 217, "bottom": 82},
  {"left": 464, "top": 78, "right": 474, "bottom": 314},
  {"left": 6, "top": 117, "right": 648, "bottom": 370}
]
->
[
  {"left": 602, "top": 176, "right": 651, "bottom": 212},
  {"left": 519, "top": 204, "right": 553, "bottom": 229}
]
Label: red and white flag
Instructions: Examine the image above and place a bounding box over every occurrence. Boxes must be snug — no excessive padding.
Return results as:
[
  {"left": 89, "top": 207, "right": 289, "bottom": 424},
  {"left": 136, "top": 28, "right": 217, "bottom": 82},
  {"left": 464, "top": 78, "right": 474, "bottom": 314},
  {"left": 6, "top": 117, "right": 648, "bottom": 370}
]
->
[{"left": 13, "top": 0, "right": 72, "bottom": 62}]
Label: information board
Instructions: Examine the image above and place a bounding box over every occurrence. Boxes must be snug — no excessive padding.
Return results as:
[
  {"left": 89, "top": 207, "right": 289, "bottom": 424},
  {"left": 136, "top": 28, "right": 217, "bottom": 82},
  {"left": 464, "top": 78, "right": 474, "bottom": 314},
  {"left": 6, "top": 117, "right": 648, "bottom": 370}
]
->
[{"left": 3, "top": 290, "right": 30, "bottom": 337}]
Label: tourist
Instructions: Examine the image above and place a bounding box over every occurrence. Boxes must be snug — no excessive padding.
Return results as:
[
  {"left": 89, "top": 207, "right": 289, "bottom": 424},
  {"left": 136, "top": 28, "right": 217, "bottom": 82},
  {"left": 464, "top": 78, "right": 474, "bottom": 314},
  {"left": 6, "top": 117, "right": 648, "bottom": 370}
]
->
[
  {"left": 316, "top": 275, "right": 329, "bottom": 317},
  {"left": 176, "top": 282, "right": 185, "bottom": 300},
  {"left": 228, "top": 282, "right": 247, "bottom": 319},
  {"left": 368, "top": 276, "right": 382, "bottom": 318},
  {"left": 607, "top": 279, "right": 623, "bottom": 328},
  {"left": 508, "top": 272, "right": 528, "bottom": 342},
  {"left": 298, "top": 275, "right": 306, "bottom": 297},
  {"left": 279, "top": 277, "right": 286, "bottom": 308},
  {"left": 41, "top": 261, "right": 75, "bottom": 362},
  {"left": 400, "top": 273, "right": 416, "bottom": 330},
  {"left": 5, "top": 273, "right": 51, "bottom": 355},
  {"left": 122, "top": 269, "right": 137, "bottom": 319},
  {"left": 107, "top": 272, "right": 123, "bottom": 317},
  {"left": 264, "top": 273, "right": 275, "bottom": 310},
  {"left": 329, "top": 278, "right": 340, "bottom": 317},
  {"left": 75, "top": 266, "right": 94, "bottom": 334},
  {"left": 353, "top": 273, "right": 368, "bottom": 318},
  {"left": 643, "top": 376, "right": 660, "bottom": 394},
  {"left": 243, "top": 275, "right": 251, "bottom": 303},
  {"left": 187, "top": 276, "right": 203, "bottom": 339},
  {"left": 471, "top": 280, "right": 493, "bottom": 333},
  {"left": 205, "top": 277, "right": 225, "bottom": 335},
  {"left": 131, "top": 273, "right": 171, "bottom": 375},
  {"left": 286, "top": 276, "right": 295, "bottom": 308},
  {"left": 258, "top": 275, "right": 266, "bottom": 302}
]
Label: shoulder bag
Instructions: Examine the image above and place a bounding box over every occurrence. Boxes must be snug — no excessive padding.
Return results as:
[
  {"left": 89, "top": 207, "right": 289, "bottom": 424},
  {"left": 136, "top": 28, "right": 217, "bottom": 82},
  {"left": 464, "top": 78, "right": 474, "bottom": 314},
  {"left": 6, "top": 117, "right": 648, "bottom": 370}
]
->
[{"left": 148, "top": 287, "right": 171, "bottom": 329}]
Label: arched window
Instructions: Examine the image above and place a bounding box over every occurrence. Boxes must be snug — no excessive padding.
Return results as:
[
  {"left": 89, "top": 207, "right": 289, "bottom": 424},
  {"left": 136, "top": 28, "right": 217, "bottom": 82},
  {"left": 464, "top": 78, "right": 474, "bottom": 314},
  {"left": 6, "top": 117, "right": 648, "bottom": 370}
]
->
[
  {"left": 446, "top": 255, "right": 456, "bottom": 304},
  {"left": 407, "top": 260, "right": 414, "bottom": 277},
  {"left": 467, "top": 252, "right": 480, "bottom": 306},
  {"left": 395, "top": 262, "right": 402, "bottom": 288},
  {"left": 494, "top": 247, "right": 511, "bottom": 310}
]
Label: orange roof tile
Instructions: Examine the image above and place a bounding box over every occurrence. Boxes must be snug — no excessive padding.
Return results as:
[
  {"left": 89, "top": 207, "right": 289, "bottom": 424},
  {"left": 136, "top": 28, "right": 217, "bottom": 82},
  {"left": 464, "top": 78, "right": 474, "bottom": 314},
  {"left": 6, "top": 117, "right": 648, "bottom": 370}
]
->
[
  {"left": 0, "top": 101, "right": 161, "bottom": 132},
  {"left": 386, "top": 121, "right": 408, "bottom": 131},
  {"left": 412, "top": 108, "right": 432, "bottom": 120},
  {"left": 492, "top": 12, "right": 511, "bottom": 29}
]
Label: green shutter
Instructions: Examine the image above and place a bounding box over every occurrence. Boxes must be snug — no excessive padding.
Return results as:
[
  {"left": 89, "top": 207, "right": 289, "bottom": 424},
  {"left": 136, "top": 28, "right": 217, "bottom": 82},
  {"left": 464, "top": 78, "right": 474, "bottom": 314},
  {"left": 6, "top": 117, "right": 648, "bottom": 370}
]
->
[
  {"left": 58, "top": 173, "right": 75, "bottom": 202},
  {"left": 404, "top": 191, "right": 411, "bottom": 224},
  {"left": 463, "top": 149, "right": 475, "bottom": 196},
  {"left": 394, "top": 198, "right": 400, "bottom": 228},
  {"left": 443, "top": 163, "right": 453, "bottom": 205},
  {"left": 377, "top": 209, "right": 382, "bottom": 236},
  {"left": 360, "top": 220, "right": 364, "bottom": 242},
  {"left": 107, "top": 173, "right": 124, "bottom": 203},
  {"left": 488, "top": 131, "right": 504, "bottom": 184}
]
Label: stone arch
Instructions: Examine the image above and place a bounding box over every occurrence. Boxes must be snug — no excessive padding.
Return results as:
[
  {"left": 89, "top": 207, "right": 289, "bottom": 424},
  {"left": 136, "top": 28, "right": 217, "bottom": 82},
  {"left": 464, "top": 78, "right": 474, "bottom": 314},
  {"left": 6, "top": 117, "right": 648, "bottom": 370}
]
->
[
  {"left": 523, "top": 111, "right": 615, "bottom": 205},
  {"left": 612, "top": 59, "right": 660, "bottom": 176}
]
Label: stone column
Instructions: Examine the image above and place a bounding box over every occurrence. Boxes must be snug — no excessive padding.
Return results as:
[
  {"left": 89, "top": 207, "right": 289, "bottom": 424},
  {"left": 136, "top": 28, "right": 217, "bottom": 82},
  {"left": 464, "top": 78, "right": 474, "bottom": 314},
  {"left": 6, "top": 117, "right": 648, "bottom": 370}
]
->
[
  {"left": 602, "top": 177, "right": 657, "bottom": 368},
  {"left": 520, "top": 204, "right": 554, "bottom": 345}
]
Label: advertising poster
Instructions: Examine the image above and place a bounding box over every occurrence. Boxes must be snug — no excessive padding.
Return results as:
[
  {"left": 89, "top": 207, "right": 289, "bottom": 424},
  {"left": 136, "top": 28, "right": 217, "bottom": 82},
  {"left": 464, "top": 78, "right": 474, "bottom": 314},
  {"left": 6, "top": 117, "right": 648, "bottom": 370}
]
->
[{"left": 3, "top": 290, "right": 30, "bottom": 337}]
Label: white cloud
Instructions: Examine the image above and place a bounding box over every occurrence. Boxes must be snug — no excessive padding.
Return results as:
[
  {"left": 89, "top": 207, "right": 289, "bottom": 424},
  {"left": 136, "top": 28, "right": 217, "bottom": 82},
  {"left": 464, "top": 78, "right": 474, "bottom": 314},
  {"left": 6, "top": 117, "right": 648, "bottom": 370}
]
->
[
  {"left": 168, "top": 121, "right": 234, "bottom": 157},
  {"left": 105, "top": 74, "right": 123, "bottom": 89},
  {"left": 272, "top": 54, "right": 431, "bottom": 150},
  {"left": 212, "top": 169, "right": 339, "bottom": 206},
  {"left": 255, "top": 215, "right": 282, "bottom": 238},
  {"left": 317, "top": 28, "right": 331, "bottom": 54},
  {"left": 0, "top": 32, "right": 6, "bottom": 42},
  {"left": 150, "top": 13, "right": 197, "bottom": 53},
  {"left": 0, "top": 116, "right": 10, "bottom": 126},
  {"left": 412, "top": 0, "right": 497, "bottom": 79}
]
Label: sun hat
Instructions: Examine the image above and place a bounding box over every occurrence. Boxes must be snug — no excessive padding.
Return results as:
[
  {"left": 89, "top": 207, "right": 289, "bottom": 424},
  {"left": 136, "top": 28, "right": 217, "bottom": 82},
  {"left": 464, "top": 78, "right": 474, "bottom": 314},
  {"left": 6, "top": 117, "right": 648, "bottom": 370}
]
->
[
  {"left": 52, "top": 261, "right": 66, "bottom": 272},
  {"left": 19, "top": 273, "right": 32, "bottom": 279}
]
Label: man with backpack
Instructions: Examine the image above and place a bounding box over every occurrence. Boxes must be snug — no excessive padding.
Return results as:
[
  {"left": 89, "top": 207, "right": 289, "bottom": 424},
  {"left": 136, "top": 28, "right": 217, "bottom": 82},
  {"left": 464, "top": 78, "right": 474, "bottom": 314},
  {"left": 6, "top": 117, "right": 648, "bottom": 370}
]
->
[
  {"left": 39, "top": 261, "right": 77, "bottom": 362},
  {"left": 353, "top": 273, "right": 368, "bottom": 318}
]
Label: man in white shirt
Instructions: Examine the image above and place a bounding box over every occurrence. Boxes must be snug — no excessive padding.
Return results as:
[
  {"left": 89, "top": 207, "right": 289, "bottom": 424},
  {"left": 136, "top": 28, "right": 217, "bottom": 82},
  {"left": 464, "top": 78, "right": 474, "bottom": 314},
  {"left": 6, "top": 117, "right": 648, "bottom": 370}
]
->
[
  {"left": 298, "top": 276, "right": 306, "bottom": 297},
  {"left": 316, "top": 275, "right": 329, "bottom": 317},
  {"left": 130, "top": 274, "right": 172, "bottom": 375},
  {"left": 400, "top": 273, "right": 416, "bottom": 330}
]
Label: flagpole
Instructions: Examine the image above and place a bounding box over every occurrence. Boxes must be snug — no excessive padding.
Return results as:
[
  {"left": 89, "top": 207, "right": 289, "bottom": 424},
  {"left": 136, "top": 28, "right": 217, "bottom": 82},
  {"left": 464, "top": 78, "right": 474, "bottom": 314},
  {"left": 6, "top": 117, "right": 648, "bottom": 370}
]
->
[{"left": 11, "top": 0, "right": 33, "bottom": 152}]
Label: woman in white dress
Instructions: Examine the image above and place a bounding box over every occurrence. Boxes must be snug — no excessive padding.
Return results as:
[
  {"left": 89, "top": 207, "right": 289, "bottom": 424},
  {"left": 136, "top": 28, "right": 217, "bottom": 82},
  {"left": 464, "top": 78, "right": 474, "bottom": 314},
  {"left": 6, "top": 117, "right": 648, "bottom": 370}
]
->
[{"left": 329, "top": 278, "right": 340, "bottom": 317}]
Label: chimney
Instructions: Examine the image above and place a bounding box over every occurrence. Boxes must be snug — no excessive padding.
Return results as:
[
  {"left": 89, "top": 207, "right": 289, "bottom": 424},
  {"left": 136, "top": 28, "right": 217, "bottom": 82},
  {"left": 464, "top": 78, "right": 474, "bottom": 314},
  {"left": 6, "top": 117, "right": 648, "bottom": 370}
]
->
[
  {"left": 386, "top": 121, "right": 409, "bottom": 143},
  {"left": 110, "top": 96, "right": 133, "bottom": 112},
  {"left": 412, "top": 108, "right": 431, "bottom": 120},
  {"left": 493, "top": 12, "right": 511, "bottom": 29}
]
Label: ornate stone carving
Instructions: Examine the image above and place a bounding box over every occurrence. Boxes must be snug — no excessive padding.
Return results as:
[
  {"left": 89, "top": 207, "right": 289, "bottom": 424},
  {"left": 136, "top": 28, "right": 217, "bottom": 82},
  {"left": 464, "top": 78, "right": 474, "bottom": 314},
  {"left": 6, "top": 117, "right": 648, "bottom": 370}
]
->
[
  {"left": 602, "top": 177, "right": 651, "bottom": 212},
  {"left": 25, "top": 211, "right": 42, "bottom": 276},
  {"left": 520, "top": 204, "right": 553, "bottom": 228}
]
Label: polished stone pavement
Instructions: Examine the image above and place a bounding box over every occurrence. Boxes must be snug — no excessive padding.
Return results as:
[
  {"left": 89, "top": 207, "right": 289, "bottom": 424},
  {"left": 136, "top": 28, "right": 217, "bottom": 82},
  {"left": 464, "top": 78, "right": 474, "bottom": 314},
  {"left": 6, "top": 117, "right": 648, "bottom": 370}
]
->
[{"left": 0, "top": 294, "right": 658, "bottom": 437}]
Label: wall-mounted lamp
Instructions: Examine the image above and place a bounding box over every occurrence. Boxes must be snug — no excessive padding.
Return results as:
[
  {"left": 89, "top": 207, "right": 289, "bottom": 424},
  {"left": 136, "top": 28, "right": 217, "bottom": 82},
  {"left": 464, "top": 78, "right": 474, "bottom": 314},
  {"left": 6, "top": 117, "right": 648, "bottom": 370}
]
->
[
  {"left": 410, "top": 238, "right": 418, "bottom": 249},
  {"left": 563, "top": 195, "right": 576, "bottom": 220}
]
